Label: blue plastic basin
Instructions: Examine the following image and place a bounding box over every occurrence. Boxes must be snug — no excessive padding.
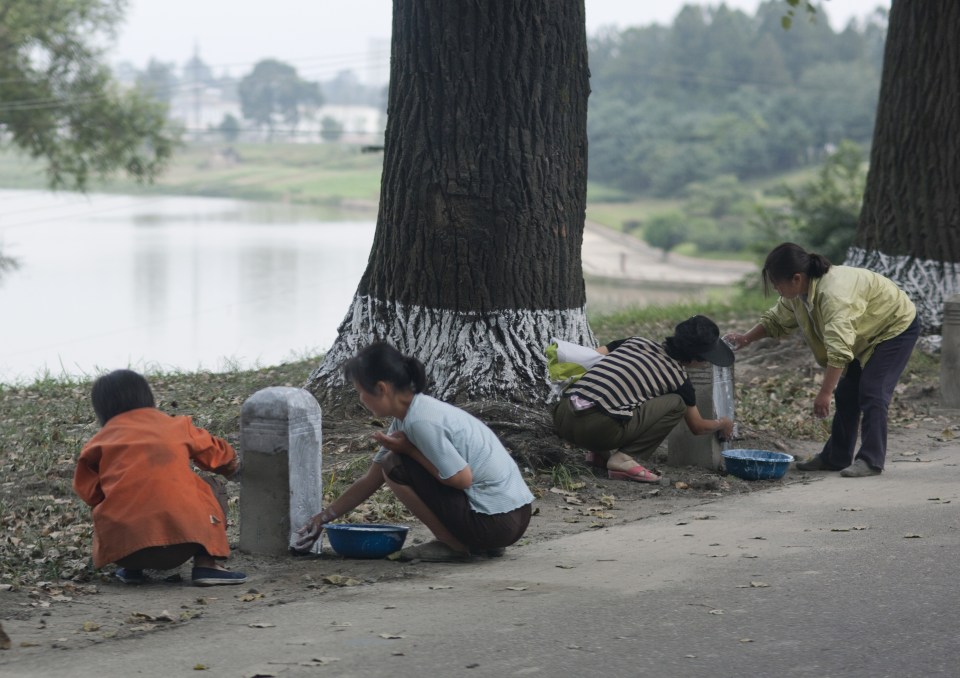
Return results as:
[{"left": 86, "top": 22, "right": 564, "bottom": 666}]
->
[
  {"left": 722, "top": 449, "right": 795, "bottom": 481},
  {"left": 324, "top": 523, "right": 410, "bottom": 559}
]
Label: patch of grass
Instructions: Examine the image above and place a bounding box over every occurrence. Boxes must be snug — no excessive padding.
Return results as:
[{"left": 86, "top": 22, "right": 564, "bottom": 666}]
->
[
  {"left": 547, "top": 463, "right": 585, "bottom": 491},
  {"left": 587, "top": 287, "right": 772, "bottom": 344},
  {"left": 585, "top": 198, "right": 683, "bottom": 231},
  {"left": 0, "top": 143, "right": 384, "bottom": 209}
]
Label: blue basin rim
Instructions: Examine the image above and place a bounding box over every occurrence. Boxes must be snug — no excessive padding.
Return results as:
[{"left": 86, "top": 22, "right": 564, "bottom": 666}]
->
[{"left": 722, "top": 449, "right": 795, "bottom": 463}]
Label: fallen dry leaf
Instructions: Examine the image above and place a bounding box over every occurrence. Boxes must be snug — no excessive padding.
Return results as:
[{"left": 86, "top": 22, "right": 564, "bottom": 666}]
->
[
  {"left": 128, "top": 612, "right": 157, "bottom": 623},
  {"left": 323, "top": 575, "right": 362, "bottom": 587},
  {"left": 239, "top": 593, "right": 265, "bottom": 602},
  {"left": 675, "top": 482, "right": 690, "bottom": 490},
  {"left": 587, "top": 511, "right": 614, "bottom": 519},
  {"left": 81, "top": 621, "right": 100, "bottom": 632},
  {"left": 129, "top": 624, "right": 158, "bottom": 632},
  {"left": 301, "top": 657, "right": 340, "bottom": 666}
]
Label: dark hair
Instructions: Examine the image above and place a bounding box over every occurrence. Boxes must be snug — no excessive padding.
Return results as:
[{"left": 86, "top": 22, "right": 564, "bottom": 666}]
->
[
  {"left": 663, "top": 315, "right": 734, "bottom": 367},
  {"left": 343, "top": 343, "right": 427, "bottom": 395},
  {"left": 762, "top": 242, "right": 832, "bottom": 295},
  {"left": 91, "top": 369, "right": 156, "bottom": 425}
]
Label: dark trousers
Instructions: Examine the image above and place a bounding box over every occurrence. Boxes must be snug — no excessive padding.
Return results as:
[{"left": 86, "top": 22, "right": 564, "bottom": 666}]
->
[
  {"left": 820, "top": 316, "right": 920, "bottom": 470},
  {"left": 381, "top": 453, "right": 532, "bottom": 551},
  {"left": 552, "top": 394, "right": 685, "bottom": 459}
]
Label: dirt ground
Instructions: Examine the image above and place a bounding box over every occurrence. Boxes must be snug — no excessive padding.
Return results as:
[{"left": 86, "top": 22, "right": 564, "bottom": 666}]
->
[{"left": 0, "top": 333, "right": 950, "bottom": 658}]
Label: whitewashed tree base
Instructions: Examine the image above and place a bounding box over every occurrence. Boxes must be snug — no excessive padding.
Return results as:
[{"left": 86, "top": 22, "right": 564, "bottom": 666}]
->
[
  {"left": 847, "top": 247, "right": 960, "bottom": 330},
  {"left": 306, "top": 294, "right": 596, "bottom": 403}
]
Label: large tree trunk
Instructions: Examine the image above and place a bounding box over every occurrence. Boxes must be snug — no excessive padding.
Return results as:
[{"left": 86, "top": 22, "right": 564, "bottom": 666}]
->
[
  {"left": 307, "top": 1, "right": 593, "bottom": 406},
  {"left": 847, "top": 0, "right": 960, "bottom": 331}
]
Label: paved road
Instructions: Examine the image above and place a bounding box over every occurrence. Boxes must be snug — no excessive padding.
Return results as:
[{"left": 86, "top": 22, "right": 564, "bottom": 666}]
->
[
  {"left": 5, "top": 419, "right": 958, "bottom": 678},
  {"left": 582, "top": 221, "right": 756, "bottom": 286}
]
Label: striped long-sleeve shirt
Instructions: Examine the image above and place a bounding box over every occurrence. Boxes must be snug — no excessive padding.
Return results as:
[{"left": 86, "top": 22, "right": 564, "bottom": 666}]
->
[{"left": 565, "top": 337, "right": 692, "bottom": 419}]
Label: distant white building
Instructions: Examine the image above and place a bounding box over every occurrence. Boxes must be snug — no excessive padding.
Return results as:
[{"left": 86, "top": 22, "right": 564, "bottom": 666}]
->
[
  {"left": 306, "top": 105, "right": 386, "bottom": 145},
  {"left": 169, "top": 84, "right": 242, "bottom": 139},
  {"left": 165, "top": 88, "right": 384, "bottom": 145}
]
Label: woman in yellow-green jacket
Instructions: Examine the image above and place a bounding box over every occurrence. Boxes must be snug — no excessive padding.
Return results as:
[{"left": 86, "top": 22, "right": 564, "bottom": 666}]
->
[{"left": 725, "top": 242, "right": 919, "bottom": 477}]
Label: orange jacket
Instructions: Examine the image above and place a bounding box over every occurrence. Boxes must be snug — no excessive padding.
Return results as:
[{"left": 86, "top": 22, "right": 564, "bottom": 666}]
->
[{"left": 73, "top": 408, "right": 238, "bottom": 568}]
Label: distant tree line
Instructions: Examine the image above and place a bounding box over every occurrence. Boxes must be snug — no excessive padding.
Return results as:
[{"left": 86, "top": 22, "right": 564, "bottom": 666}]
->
[{"left": 588, "top": 1, "right": 886, "bottom": 197}]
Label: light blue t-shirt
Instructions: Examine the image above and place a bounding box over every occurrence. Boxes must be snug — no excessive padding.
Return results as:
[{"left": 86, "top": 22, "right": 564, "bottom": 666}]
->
[{"left": 373, "top": 394, "right": 534, "bottom": 515}]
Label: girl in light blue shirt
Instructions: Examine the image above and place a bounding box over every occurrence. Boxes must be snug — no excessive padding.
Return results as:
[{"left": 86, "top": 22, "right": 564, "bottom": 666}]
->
[{"left": 296, "top": 343, "right": 534, "bottom": 562}]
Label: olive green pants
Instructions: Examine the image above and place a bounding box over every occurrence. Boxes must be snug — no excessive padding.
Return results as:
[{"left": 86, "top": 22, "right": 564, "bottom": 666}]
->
[{"left": 553, "top": 394, "right": 685, "bottom": 459}]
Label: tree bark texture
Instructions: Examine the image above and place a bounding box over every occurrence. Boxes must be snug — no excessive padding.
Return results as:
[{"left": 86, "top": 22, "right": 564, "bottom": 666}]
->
[
  {"left": 307, "top": 0, "right": 593, "bottom": 404},
  {"left": 850, "top": 0, "right": 960, "bottom": 330}
]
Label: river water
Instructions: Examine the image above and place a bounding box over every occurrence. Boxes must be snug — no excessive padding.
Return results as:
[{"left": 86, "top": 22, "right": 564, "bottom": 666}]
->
[{"left": 0, "top": 190, "right": 702, "bottom": 384}]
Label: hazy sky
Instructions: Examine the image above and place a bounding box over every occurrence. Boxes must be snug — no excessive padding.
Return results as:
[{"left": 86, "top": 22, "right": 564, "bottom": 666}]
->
[{"left": 110, "top": 0, "right": 888, "bottom": 83}]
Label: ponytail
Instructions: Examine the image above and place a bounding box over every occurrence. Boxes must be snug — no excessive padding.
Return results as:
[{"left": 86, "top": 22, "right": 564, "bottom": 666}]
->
[
  {"left": 404, "top": 356, "right": 427, "bottom": 394},
  {"left": 343, "top": 343, "right": 427, "bottom": 395},
  {"left": 762, "top": 242, "right": 832, "bottom": 294},
  {"left": 806, "top": 253, "right": 831, "bottom": 278}
]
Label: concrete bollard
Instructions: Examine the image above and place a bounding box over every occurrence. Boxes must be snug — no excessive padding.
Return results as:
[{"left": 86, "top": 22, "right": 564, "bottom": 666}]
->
[
  {"left": 667, "top": 364, "right": 734, "bottom": 471},
  {"left": 239, "top": 387, "right": 323, "bottom": 556},
  {"left": 940, "top": 295, "right": 960, "bottom": 407}
]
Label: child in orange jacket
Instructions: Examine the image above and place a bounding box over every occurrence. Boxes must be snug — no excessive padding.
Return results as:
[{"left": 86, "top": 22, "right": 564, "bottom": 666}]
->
[{"left": 73, "top": 369, "right": 246, "bottom": 586}]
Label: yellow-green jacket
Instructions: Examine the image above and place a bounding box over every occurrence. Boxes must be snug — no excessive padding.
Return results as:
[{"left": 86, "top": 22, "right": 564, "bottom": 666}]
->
[{"left": 759, "top": 265, "right": 916, "bottom": 368}]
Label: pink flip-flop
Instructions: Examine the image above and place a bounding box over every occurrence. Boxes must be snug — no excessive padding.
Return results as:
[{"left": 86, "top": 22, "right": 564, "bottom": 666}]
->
[{"left": 608, "top": 464, "right": 660, "bottom": 483}]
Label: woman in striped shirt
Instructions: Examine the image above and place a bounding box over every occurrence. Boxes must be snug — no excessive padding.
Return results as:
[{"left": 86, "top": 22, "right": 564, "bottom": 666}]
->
[{"left": 553, "top": 315, "right": 735, "bottom": 483}]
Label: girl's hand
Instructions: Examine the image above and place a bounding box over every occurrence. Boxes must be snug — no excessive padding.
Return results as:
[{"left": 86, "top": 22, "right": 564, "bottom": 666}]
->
[
  {"left": 813, "top": 392, "right": 832, "bottom": 419},
  {"left": 373, "top": 431, "right": 416, "bottom": 456},
  {"left": 293, "top": 514, "right": 327, "bottom": 551},
  {"left": 717, "top": 417, "right": 735, "bottom": 441}
]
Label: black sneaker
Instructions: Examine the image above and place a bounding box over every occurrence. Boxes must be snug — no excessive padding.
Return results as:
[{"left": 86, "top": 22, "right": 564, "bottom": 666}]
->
[
  {"left": 191, "top": 567, "right": 247, "bottom": 586},
  {"left": 795, "top": 455, "right": 838, "bottom": 472},
  {"left": 115, "top": 567, "right": 146, "bottom": 584}
]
